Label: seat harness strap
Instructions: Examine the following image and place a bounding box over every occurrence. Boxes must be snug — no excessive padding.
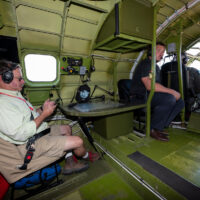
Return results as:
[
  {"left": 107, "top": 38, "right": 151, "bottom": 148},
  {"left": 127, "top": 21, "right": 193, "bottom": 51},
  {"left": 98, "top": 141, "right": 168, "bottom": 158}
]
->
[
  {"left": 18, "top": 128, "right": 51, "bottom": 170},
  {"left": 0, "top": 92, "right": 51, "bottom": 170}
]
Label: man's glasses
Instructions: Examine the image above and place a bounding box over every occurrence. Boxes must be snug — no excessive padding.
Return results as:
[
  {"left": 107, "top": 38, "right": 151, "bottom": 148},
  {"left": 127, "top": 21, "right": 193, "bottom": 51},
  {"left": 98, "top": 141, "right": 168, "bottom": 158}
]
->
[{"left": 14, "top": 77, "right": 24, "bottom": 81}]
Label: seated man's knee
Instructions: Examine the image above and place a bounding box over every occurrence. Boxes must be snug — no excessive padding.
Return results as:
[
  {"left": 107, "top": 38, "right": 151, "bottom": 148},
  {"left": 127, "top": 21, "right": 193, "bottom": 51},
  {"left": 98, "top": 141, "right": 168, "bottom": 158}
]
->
[
  {"left": 64, "top": 136, "right": 84, "bottom": 151},
  {"left": 166, "top": 94, "right": 176, "bottom": 105},
  {"left": 60, "top": 125, "right": 72, "bottom": 136},
  {"left": 177, "top": 98, "right": 185, "bottom": 108},
  {"left": 73, "top": 136, "right": 84, "bottom": 148}
]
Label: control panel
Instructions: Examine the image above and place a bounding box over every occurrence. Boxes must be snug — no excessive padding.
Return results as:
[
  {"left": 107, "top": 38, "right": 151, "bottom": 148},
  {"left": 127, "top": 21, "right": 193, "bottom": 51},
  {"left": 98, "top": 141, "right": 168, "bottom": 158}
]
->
[{"left": 60, "top": 56, "right": 92, "bottom": 75}]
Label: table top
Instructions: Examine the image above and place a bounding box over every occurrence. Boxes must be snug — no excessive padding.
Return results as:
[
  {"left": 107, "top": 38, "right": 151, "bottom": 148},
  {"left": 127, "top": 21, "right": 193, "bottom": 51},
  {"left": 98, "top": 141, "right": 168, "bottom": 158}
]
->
[{"left": 59, "top": 101, "right": 146, "bottom": 117}]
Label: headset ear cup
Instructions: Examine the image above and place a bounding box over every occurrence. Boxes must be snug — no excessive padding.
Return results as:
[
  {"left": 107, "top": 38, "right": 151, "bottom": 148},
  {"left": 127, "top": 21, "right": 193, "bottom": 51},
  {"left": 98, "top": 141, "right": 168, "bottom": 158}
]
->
[{"left": 2, "top": 71, "right": 14, "bottom": 84}]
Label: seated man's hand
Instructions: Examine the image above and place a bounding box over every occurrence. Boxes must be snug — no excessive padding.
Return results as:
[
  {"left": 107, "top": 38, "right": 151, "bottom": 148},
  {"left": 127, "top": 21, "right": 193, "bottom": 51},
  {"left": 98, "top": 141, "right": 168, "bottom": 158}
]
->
[
  {"left": 170, "top": 89, "right": 181, "bottom": 101},
  {"left": 42, "top": 99, "right": 57, "bottom": 117}
]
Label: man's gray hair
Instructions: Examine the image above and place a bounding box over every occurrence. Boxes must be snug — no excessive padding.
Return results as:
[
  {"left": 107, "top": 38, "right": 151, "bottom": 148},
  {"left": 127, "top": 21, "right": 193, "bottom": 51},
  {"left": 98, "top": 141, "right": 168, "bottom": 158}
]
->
[{"left": 0, "top": 60, "right": 21, "bottom": 75}]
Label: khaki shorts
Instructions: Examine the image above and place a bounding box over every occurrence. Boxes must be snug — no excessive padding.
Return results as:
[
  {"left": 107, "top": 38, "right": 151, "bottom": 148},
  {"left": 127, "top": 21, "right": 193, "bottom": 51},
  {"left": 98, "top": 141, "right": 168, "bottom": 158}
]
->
[
  {"left": 18, "top": 125, "right": 67, "bottom": 159},
  {"left": 0, "top": 125, "right": 67, "bottom": 183}
]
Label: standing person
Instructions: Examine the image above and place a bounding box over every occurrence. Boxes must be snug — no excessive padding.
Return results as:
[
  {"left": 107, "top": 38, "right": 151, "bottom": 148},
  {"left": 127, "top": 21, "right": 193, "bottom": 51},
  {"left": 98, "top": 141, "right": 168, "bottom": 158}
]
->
[
  {"left": 0, "top": 60, "right": 99, "bottom": 184},
  {"left": 130, "top": 42, "right": 184, "bottom": 142}
]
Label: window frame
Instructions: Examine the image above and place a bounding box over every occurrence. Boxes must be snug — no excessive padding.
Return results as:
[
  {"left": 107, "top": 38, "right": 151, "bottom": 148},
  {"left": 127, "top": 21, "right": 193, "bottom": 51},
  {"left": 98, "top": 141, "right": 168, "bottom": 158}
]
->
[{"left": 22, "top": 52, "right": 60, "bottom": 87}]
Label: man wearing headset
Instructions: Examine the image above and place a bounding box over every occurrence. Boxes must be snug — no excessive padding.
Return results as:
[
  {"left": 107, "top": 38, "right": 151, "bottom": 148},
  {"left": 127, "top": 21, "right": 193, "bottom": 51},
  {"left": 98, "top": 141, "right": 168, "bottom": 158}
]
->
[
  {"left": 0, "top": 60, "right": 99, "bottom": 183},
  {"left": 130, "top": 42, "right": 184, "bottom": 142}
]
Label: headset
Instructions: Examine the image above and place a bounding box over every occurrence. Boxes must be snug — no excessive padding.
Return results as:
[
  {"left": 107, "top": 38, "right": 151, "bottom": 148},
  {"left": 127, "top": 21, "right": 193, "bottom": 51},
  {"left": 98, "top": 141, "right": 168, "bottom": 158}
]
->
[
  {"left": 0, "top": 62, "right": 19, "bottom": 84},
  {"left": 75, "top": 84, "right": 91, "bottom": 103}
]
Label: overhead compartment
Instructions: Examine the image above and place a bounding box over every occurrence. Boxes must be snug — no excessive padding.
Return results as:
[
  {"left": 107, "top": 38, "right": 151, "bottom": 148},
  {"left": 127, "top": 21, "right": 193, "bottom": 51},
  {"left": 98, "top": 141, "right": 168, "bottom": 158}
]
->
[{"left": 95, "top": 0, "right": 154, "bottom": 53}]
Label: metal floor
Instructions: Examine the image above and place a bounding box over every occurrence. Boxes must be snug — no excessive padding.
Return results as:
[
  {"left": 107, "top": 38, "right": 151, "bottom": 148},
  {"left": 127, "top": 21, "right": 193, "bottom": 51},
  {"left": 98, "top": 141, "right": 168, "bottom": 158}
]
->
[{"left": 5, "top": 127, "right": 200, "bottom": 200}]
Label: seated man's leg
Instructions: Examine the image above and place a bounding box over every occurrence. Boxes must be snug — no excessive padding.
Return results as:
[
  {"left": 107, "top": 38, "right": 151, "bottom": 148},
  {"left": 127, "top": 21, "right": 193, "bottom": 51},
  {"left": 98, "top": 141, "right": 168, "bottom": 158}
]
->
[
  {"left": 50, "top": 124, "right": 100, "bottom": 174},
  {"left": 17, "top": 125, "right": 88, "bottom": 175},
  {"left": 164, "top": 98, "right": 184, "bottom": 127},
  {"left": 151, "top": 92, "right": 178, "bottom": 131},
  {"left": 28, "top": 126, "right": 88, "bottom": 166},
  {"left": 49, "top": 124, "right": 72, "bottom": 136},
  {"left": 49, "top": 125, "right": 93, "bottom": 156},
  {"left": 59, "top": 125, "right": 72, "bottom": 136},
  {"left": 63, "top": 135, "right": 90, "bottom": 174},
  {"left": 57, "top": 124, "right": 100, "bottom": 160}
]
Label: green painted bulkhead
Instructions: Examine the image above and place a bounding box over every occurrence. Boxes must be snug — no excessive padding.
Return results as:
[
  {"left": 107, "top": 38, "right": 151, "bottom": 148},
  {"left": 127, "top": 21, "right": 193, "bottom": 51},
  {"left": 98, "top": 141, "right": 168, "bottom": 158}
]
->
[
  {"left": 95, "top": 0, "right": 154, "bottom": 53},
  {"left": 1, "top": 0, "right": 200, "bottom": 200},
  {"left": 0, "top": 0, "right": 144, "bottom": 105}
]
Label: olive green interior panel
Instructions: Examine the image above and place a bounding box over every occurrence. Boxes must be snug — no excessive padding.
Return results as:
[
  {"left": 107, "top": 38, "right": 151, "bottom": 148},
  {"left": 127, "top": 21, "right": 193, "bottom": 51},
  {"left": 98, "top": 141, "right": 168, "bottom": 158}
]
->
[
  {"left": 65, "top": 18, "right": 97, "bottom": 40},
  {"left": 19, "top": 30, "right": 60, "bottom": 51},
  {"left": 16, "top": 6, "right": 62, "bottom": 34},
  {"left": 58, "top": 49, "right": 118, "bottom": 103},
  {"left": 22, "top": 0, "right": 65, "bottom": 10},
  {"left": 25, "top": 90, "right": 50, "bottom": 105},
  {"left": 117, "top": 53, "right": 136, "bottom": 80},
  {"left": 59, "top": 85, "right": 77, "bottom": 104},
  {"left": 120, "top": 0, "right": 153, "bottom": 40},
  {"left": 0, "top": 0, "right": 113, "bottom": 57},
  {"left": 0, "top": 1, "right": 16, "bottom": 37},
  {"left": 93, "top": 112, "right": 133, "bottom": 139},
  {"left": 62, "top": 37, "right": 91, "bottom": 55},
  {"left": 90, "top": 72, "right": 113, "bottom": 86},
  {"left": 16, "top": 4, "right": 61, "bottom": 51},
  {"left": 0, "top": 15, "right": 3, "bottom": 30},
  {"left": 95, "top": 5, "right": 115, "bottom": 44},
  {"left": 187, "top": 112, "right": 200, "bottom": 134},
  {"left": 61, "top": 2, "right": 109, "bottom": 55},
  {"left": 0, "top": 26, "right": 16, "bottom": 38},
  {"left": 68, "top": 4, "right": 102, "bottom": 22},
  {"left": 0, "top": 1, "right": 15, "bottom": 27},
  {"left": 95, "top": 0, "right": 153, "bottom": 53},
  {"left": 58, "top": 54, "right": 115, "bottom": 104}
]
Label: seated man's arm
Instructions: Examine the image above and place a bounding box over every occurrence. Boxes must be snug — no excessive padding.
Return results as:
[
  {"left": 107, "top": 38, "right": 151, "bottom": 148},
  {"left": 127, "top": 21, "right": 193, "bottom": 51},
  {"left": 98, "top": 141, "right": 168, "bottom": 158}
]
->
[
  {"left": 0, "top": 99, "right": 56, "bottom": 143},
  {"left": 141, "top": 76, "right": 181, "bottom": 100},
  {"left": 0, "top": 105, "right": 37, "bottom": 143},
  {"left": 36, "top": 107, "right": 43, "bottom": 115},
  {"left": 34, "top": 99, "right": 56, "bottom": 128}
]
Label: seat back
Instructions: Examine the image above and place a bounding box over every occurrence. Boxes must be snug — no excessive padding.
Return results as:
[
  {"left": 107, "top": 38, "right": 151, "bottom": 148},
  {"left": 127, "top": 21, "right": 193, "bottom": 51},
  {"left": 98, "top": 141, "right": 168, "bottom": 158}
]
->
[
  {"left": 0, "top": 174, "right": 9, "bottom": 199},
  {"left": 118, "top": 79, "right": 132, "bottom": 103},
  {"left": 161, "top": 61, "right": 188, "bottom": 97}
]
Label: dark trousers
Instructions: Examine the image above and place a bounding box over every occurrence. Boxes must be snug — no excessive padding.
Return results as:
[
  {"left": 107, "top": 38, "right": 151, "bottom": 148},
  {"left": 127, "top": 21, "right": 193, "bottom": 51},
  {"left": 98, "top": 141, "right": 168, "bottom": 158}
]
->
[{"left": 150, "top": 92, "right": 184, "bottom": 131}]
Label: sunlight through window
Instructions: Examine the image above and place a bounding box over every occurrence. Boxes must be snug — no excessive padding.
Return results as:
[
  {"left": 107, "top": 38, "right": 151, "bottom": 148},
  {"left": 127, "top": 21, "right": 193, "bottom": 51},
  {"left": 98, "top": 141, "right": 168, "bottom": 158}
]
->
[{"left": 24, "top": 54, "right": 57, "bottom": 82}]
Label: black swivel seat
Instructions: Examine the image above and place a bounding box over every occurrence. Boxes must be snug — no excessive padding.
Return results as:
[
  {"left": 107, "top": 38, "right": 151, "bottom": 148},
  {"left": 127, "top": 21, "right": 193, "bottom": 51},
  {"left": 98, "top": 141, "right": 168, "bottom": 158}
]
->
[{"left": 118, "top": 79, "right": 132, "bottom": 104}]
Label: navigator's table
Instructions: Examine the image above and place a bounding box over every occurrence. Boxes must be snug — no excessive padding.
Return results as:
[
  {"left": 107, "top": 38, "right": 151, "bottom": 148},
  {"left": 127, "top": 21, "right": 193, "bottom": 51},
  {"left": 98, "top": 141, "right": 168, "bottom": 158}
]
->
[
  {"left": 59, "top": 101, "right": 145, "bottom": 117},
  {"left": 59, "top": 102, "right": 145, "bottom": 141}
]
